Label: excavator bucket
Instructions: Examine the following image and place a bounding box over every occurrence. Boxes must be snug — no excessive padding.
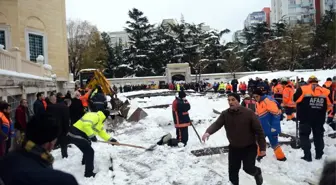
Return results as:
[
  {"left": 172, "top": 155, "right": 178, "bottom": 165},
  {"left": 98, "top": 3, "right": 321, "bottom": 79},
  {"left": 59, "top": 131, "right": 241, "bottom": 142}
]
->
[{"left": 80, "top": 69, "right": 148, "bottom": 123}]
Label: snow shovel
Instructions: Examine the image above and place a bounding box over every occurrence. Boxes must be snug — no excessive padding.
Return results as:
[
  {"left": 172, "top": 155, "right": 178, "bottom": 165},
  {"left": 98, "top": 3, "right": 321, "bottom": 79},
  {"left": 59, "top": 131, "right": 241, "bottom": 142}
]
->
[
  {"left": 290, "top": 119, "right": 301, "bottom": 149},
  {"left": 97, "top": 141, "right": 155, "bottom": 151},
  {"left": 191, "top": 122, "right": 203, "bottom": 144}
]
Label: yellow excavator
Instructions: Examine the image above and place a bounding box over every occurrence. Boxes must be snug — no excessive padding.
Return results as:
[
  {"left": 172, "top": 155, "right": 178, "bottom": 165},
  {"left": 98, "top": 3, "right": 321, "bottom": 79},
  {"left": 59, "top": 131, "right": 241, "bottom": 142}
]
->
[{"left": 78, "top": 68, "right": 148, "bottom": 122}]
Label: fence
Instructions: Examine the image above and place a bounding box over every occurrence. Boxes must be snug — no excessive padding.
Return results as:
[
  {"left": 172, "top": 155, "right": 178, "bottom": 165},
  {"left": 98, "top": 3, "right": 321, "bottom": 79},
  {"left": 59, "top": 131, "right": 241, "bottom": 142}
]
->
[{"left": 0, "top": 47, "right": 53, "bottom": 78}]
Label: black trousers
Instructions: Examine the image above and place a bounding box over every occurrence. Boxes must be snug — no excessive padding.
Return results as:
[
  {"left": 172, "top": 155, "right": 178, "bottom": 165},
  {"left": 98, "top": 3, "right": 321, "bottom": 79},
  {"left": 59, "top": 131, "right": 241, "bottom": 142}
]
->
[
  {"left": 176, "top": 127, "right": 189, "bottom": 146},
  {"left": 240, "top": 90, "right": 246, "bottom": 95},
  {"left": 299, "top": 122, "right": 324, "bottom": 156},
  {"left": 228, "top": 144, "right": 260, "bottom": 185},
  {"left": 67, "top": 134, "right": 94, "bottom": 175},
  {"left": 57, "top": 135, "right": 68, "bottom": 158}
]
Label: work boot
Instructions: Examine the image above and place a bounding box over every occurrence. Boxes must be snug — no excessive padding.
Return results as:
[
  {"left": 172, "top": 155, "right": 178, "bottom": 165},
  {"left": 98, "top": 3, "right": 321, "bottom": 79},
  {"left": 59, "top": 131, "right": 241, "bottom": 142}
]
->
[
  {"left": 254, "top": 168, "right": 263, "bottom": 185},
  {"left": 301, "top": 152, "right": 312, "bottom": 162},
  {"left": 157, "top": 133, "right": 172, "bottom": 145},
  {"left": 315, "top": 151, "right": 324, "bottom": 160},
  {"left": 84, "top": 172, "right": 96, "bottom": 178}
]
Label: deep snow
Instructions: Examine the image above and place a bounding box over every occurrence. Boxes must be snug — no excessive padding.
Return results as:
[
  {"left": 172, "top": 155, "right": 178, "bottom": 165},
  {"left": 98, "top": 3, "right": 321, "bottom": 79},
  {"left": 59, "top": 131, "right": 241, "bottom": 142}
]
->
[{"left": 52, "top": 92, "right": 336, "bottom": 185}]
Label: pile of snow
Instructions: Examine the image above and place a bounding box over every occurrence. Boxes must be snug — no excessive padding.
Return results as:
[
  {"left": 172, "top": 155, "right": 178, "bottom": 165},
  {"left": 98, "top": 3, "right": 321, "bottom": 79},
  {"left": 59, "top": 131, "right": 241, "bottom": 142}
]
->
[
  {"left": 52, "top": 93, "right": 335, "bottom": 185},
  {"left": 238, "top": 69, "right": 336, "bottom": 85},
  {"left": 119, "top": 89, "right": 171, "bottom": 97},
  {"left": 0, "top": 69, "right": 52, "bottom": 81}
]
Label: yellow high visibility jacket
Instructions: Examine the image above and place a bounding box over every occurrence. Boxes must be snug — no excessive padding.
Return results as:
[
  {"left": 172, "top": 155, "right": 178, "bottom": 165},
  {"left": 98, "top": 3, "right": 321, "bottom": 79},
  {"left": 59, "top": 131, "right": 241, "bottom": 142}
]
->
[
  {"left": 176, "top": 84, "right": 180, "bottom": 91},
  {"left": 73, "top": 111, "right": 111, "bottom": 141},
  {"left": 218, "top": 83, "right": 225, "bottom": 91}
]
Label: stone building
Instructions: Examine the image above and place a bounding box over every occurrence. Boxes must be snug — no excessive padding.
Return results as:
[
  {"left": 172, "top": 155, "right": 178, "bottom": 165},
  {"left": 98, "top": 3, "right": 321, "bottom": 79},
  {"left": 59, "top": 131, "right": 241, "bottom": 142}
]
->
[{"left": 0, "top": 0, "right": 73, "bottom": 115}]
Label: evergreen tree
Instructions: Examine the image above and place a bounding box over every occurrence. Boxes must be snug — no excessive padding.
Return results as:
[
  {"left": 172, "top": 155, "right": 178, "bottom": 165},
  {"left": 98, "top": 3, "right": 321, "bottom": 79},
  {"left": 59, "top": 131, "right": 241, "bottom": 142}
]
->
[{"left": 124, "top": 8, "right": 155, "bottom": 76}]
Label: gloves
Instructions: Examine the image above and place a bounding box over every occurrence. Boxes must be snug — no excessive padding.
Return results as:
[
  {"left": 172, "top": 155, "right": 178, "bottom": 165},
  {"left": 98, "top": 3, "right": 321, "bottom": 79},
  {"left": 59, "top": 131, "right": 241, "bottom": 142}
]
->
[
  {"left": 91, "top": 136, "right": 98, "bottom": 142},
  {"left": 109, "top": 138, "right": 118, "bottom": 146}
]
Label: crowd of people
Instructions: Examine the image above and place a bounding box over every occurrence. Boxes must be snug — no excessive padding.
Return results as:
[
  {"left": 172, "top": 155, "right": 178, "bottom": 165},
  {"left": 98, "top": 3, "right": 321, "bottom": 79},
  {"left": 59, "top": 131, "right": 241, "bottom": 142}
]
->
[{"left": 0, "top": 74, "right": 335, "bottom": 185}]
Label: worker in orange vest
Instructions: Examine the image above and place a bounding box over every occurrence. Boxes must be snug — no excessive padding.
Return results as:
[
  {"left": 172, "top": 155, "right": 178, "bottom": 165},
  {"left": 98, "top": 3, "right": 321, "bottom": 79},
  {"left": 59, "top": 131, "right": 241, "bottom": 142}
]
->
[
  {"left": 272, "top": 79, "right": 284, "bottom": 105},
  {"left": 281, "top": 79, "right": 296, "bottom": 121},
  {"left": 294, "top": 75, "right": 333, "bottom": 161},
  {"left": 80, "top": 89, "right": 92, "bottom": 112},
  {"left": 324, "top": 77, "right": 336, "bottom": 130},
  {"left": 226, "top": 83, "right": 233, "bottom": 94}
]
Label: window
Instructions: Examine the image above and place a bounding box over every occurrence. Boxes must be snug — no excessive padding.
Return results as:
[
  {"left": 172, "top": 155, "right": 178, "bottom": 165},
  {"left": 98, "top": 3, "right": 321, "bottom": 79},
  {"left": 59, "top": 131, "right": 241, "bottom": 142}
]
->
[
  {"left": 0, "top": 30, "right": 5, "bottom": 49},
  {"left": 28, "top": 33, "right": 44, "bottom": 62},
  {"left": 25, "top": 29, "right": 48, "bottom": 63}
]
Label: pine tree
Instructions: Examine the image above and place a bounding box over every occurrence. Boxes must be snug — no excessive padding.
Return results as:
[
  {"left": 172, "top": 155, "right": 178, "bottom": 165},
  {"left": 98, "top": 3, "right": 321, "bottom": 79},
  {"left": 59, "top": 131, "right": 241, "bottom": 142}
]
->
[{"left": 124, "top": 8, "right": 155, "bottom": 76}]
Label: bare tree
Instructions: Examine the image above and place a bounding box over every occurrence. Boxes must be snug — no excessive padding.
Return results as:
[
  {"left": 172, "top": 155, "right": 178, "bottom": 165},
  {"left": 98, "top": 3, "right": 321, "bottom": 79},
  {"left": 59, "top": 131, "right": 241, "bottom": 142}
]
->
[{"left": 67, "top": 19, "right": 98, "bottom": 79}]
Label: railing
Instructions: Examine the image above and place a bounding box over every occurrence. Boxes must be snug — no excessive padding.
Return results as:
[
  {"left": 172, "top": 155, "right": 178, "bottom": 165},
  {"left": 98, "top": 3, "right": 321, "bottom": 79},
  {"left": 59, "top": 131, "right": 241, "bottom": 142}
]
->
[
  {"left": 0, "top": 47, "right": 53, "bottom": 79},
  {"left": 0, "top": 49, "right": 17, "bottom": 72}
]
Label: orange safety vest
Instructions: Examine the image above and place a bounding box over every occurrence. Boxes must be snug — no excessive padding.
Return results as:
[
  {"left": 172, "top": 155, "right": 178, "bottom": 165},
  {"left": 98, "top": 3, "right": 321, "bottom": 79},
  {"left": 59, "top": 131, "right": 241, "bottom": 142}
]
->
[
  {"left": 324, "top": 81, "right": 332, "bottom": 88},
  {"left": 273, "top": 84, "right": 283, "bottom": 95},
  {"left": 42, "top": 99, "right": 47, "bottom": 110},
  {"left": 282, "top": 85, "right": 296, "bottom": 108},
  {"left": 80, "top": 91, "right": 90, "bottom": 107},
  {"left": 226, "top": 84, "right": 232, "bottom": 91},
  {"left": 0, "top": 112, "right": 10, "bottom": 134}
]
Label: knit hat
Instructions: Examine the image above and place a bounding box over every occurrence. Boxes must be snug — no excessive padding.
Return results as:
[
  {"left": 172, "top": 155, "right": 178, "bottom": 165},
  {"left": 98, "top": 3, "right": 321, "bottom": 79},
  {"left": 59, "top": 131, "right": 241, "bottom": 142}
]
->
[
  {"left": 26, "top": 113, "right": 60, "bottom": 145},
  {"left": 228, "top": 93, "right": 240, "bottom": 102},
  {"left": 253, "top": 88, "right": 264, "bottom": 96},
  {"left": 178, "top": 91, "right": 186, "bottom": 98}
]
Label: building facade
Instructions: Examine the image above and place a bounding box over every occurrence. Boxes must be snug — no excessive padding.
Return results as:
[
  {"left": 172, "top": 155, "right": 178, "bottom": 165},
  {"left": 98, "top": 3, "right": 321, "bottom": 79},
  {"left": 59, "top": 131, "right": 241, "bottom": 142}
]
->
[
  {"left": 232, "top": 30, "right": 246, "bottom": 44},
  {"left": 108, "top": 31, "right": 129, "bottom": 46},
  {"left": 270, "top": 0, "right": 335, "bottom": 25},
  {"left": 0, "top": 0, "right": 69, "bottom": 81},
  {"left": 244, "top": 11, "right": 267, "bottom": 28}
]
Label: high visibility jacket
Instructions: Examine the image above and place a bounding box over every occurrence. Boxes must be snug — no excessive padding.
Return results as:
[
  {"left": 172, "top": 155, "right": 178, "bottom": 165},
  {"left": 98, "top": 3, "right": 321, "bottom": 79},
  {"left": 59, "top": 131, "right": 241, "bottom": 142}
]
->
[
  {"left": 218, "top": 83, "right": 225, "bottom": 91},
  {"left": 256, "top": 95, "right": 282, "bottom": 136},
  {"left": 176, "top": 84, "right": 180, "bottom": 92},
  {"left": 283, "top": 84, "right": 296, "bottom": 108},
  {"left": 323, "top": 81, "right": 332, "bottom": 89},
  {"left": 239, "top": 83, "right": 247, "bottom": 91},
  {"left": 73, "top": 111, "right": 111, "bottom": 141},
  {"left": 294, "top": 83, "right": 332, "bottom": 123},
  {"left": 0, "top": 112, "right": 10, "bottom": 136},
  {"left": 226, "top": 84, "right": 232, "bottom": 91},
  {"left": 80, "top": 92, "right": 90, "bottom": 107},
  {"left": 172, "top": 97, "right": 191, "bottom": 128},
  {"left": 273, "top": 84, "right": 283, "bottom": 95},
  {"left": 42, "top": 99, "right": 47, "bottom": 110}
]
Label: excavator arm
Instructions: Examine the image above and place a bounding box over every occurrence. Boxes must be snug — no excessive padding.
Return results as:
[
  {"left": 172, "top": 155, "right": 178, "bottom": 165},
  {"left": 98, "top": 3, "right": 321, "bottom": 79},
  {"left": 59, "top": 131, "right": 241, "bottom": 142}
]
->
[{"left": 84, "top": 70, "right": 115, "bottom": 97}]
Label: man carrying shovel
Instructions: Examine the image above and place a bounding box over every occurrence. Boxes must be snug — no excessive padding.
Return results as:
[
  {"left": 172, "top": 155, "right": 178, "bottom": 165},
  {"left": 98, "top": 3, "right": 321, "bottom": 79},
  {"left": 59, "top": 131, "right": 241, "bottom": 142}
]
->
[{"left": 67, "top": 110, "right": 118, "bottom": 178}]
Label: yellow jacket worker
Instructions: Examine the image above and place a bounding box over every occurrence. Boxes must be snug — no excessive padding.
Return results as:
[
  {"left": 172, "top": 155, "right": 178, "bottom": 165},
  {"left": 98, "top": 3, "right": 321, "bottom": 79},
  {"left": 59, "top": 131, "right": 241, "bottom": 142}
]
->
[{"left": 67, "top": 110, "right": 117, "bottom": 178}]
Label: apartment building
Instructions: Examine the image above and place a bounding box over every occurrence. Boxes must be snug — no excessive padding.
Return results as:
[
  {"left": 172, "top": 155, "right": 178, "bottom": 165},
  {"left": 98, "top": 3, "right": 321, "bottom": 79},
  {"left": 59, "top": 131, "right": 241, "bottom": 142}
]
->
[{"left": 271, "top": 0, "right": 335, "bottom": 25}]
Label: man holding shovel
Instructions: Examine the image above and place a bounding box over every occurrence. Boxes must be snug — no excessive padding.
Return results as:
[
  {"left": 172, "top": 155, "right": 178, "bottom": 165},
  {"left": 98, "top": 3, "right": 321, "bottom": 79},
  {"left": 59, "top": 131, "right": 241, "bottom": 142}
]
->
[
  {"left": 67, "top": 110, "right": 118, "bottom": 178},
  {"left": 157, "top": 90, "right": 191, "bottom": 147},
  {"left": 202, "top": 93, "right": 266, "bottom": 185}
]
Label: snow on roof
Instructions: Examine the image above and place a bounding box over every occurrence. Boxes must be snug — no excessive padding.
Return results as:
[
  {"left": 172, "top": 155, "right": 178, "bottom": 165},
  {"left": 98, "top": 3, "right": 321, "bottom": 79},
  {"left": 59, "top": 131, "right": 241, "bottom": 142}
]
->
[
  {"left": 0, "top": 69, "right": 52, "bottom": 81},
  {"left": 79, "top": 68, "right": 97, "bottom": 72}
]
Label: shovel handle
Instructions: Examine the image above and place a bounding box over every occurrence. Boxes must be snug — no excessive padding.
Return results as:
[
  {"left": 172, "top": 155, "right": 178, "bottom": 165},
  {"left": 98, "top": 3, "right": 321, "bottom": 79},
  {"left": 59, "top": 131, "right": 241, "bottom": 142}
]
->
[{"left": 97, "top": 140, "right": 147, "bottom": 149}]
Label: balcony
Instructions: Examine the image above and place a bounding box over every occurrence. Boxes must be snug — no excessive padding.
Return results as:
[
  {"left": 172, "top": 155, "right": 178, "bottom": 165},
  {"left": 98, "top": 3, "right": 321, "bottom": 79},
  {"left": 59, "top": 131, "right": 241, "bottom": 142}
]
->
[{"left": 0, "top": 46, "right": 54, "bottom": 81}]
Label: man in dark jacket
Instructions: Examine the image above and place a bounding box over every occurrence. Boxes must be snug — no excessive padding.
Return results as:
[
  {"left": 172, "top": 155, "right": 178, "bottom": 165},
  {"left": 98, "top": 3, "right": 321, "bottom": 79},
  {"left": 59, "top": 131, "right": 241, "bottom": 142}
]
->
[
  {"left": 202, "top": 93, "right": 266, "bottom": 185},
  {"left": 33, "top": 92, "right": 46, "bottom": 116},
  {"left": 46, "top": 95, "right": 71, "bottom": 158},
  {"left": 90, "top": 86, "right": 107, "bottom": 112},
  {"left": 0, "top": 113, "right": 79, "bottom": 185},
  {"left": 231, "top": 78, "right": 239, "bottom": 93},
  {"left": 70, "top": 91, "right": 85, "bottom": 125}
]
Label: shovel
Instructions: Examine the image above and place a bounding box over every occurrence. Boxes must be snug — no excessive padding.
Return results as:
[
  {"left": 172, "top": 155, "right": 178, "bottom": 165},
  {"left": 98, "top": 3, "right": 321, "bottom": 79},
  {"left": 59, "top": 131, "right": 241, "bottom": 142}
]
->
[
  {"left": 191, "top": 122, "right": 203, "bottom": 144},
  {"left": 290, "top": 119, "right": 301, "bottom": 149},
  {"left": 97, "top": 140, "right": 156, "bottom": 151}
]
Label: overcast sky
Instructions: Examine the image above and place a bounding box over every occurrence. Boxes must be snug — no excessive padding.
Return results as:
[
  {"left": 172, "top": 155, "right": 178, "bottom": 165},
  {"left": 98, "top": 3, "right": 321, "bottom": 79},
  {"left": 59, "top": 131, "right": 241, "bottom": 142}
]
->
[{"left": 66, "top": 0, "right": 270, "bottom": 42}]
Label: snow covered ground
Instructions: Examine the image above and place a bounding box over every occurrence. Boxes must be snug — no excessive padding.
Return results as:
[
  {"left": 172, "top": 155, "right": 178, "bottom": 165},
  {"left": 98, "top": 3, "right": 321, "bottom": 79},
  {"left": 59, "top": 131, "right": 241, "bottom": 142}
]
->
[{"left": 52, "top": 91, "right": 336, "bottom": 185}]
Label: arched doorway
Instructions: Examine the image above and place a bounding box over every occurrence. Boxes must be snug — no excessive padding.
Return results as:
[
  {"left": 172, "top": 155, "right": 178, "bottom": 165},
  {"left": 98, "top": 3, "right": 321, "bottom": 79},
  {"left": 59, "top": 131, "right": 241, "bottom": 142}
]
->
[{"left": 172, "top": 74, "right": 185, "bottom": 82}]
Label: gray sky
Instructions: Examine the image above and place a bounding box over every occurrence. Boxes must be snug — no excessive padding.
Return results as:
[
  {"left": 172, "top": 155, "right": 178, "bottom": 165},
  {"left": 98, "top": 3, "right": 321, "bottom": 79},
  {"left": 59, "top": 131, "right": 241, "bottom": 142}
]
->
[{"left": 66, "top": 0, "right": 270, "bottom": 42}]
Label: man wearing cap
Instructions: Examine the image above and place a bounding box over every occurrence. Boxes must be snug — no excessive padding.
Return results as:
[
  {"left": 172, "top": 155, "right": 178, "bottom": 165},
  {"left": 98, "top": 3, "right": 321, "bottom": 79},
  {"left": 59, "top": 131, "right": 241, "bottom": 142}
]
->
[
  {"left": 294, "top": 75, "right": 333, "bottom": 162},
  {"left": 202, "top": 93, "right": 266, "bottom": 185},
  {"left": 171, "top": 90, "right": 191, "bottom": 146},
  {"left": 0, "top": 113, "right": 79, "bottom": 185},
  {"left": 253, "top": 88, "right": 287, "bottom": 161},
  {"left": 67, "top": 110, "right": 118, "bottom": 177}
]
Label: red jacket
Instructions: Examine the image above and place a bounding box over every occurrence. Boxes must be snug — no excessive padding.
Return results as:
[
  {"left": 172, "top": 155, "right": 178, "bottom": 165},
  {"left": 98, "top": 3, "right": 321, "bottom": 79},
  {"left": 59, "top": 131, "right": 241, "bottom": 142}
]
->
[{"left": 15, "top": 105, "right": 28, "bottom": 131}]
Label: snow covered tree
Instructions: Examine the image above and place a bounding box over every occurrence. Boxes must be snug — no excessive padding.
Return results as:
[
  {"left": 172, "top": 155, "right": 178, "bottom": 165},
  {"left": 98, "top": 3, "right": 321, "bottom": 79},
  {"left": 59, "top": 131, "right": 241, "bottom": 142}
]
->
[
  {"left": 123, "top": 8, "right": 155, "bottom": 76},
  {"left": 101, "top": 33, "right": 126, "bottom": 78}
]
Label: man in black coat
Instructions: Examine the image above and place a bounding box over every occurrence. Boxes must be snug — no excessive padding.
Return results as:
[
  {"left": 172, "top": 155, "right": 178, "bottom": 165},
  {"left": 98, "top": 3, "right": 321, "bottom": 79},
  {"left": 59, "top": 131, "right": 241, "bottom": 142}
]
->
[
  {"left": 46, "top": 95, "right": 71, "bottom": 158},
  {"left": 0, "top": 113, "right": 78, "bottom": 185},
  {"left": 70, "top": 91, "right": 85, "bottom": 125},
  {"left": 33, "top": 92, "right": 46, "bottom": 116}
]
